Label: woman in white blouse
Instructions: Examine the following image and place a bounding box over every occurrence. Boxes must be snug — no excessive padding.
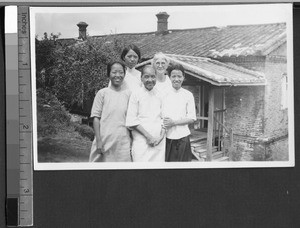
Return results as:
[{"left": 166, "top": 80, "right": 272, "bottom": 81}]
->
[
  {"left": 108, "top": 44, "right": 142, "bottom": 92},
  {"left": 120, "top": 44, "right": 143, "bottom": 92},
  {"left": 163, "top": 64, "right": 196, "bottom": 161},
  {"left": 152, "top": 52, "right": 172, "bottom": 97},
  {"left": 126, "top": 65, "right": 166, "bottom": 162}
]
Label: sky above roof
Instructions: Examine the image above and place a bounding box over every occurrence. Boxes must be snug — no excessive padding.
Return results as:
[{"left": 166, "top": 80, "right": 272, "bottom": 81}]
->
[{"left": 27, "top": 4, "right": 292, "bottom": 39}]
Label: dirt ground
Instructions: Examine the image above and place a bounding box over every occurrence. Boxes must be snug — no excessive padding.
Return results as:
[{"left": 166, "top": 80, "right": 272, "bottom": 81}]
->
[{"left": 38, "top": 129, "right": 93, "bottom": 163}]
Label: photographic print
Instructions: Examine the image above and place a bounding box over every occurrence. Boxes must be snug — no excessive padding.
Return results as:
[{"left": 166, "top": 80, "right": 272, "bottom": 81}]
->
[{"left": 30, "top": 4, "right": 294, "bottom": 170}]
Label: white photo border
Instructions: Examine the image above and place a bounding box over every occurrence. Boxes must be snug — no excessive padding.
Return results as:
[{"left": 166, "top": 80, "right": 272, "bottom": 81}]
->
[{"left": 30, "top": 4, "right": 295, "bottom": 170}]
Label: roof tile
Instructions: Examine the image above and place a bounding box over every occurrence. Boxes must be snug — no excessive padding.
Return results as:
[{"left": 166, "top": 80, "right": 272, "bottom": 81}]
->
[{"left": 137, "top": 54, "right": 266, "bottom": 86}]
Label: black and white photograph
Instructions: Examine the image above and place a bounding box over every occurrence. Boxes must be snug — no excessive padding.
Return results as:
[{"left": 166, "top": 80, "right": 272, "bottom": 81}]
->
[{"left": 30, "top": 4, "right": 294, "bottom": 170}]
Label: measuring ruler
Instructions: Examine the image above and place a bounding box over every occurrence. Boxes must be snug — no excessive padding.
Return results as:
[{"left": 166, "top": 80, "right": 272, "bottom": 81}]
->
[{"left": 6, "top": 6, "right": 33, "bottom": 227}]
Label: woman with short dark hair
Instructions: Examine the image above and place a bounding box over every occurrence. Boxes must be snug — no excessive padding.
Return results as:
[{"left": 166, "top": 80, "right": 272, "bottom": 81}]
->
[
  {"left": 89, "top": 61, "right": 131, "bottom": 162},
  {"left": 163, "top": 64, "right": 197, "bottom": 161},
  {"left": 119, "top": 44, "right": 142, "bottom": 92}
]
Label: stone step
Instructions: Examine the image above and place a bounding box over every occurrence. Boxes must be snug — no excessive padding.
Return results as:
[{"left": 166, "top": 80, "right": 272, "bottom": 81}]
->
[
  {"left": 193, "top": 146, "right": 218, "bottom": 154},
  {"left": 201, "top": 151, "right": 224, "bottom": 160},
  {"left": 190, "top": 141, "right": 207, "bottom": 147},
  {"left": 212, "top": 151, "right": 224, "bottom": 159},
  {"left": 190, "top": 137, "right": 207, "bottom": 143},
  {"left": 214, "top": 156, "right": 229, "bottom": 162},
  {"left": 191, "top": 151, "right": 229, "bottom": 162}
]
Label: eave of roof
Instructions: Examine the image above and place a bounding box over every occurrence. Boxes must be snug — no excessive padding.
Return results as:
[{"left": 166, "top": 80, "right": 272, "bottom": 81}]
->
[{"left": 137, "top": 54, "right": 266, "bottom": 87}]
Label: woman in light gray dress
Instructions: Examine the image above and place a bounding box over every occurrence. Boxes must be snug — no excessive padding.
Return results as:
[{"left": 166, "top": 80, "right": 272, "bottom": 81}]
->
[{"left": 89, "top": 61, "right": 131, "bottom": 162}]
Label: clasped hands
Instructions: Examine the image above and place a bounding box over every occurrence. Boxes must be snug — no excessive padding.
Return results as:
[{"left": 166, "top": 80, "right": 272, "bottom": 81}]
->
[
  {"left": 163, "top": 117, "right": 175, "bottom": 128},
  {"left": 146, "top": 117, "right": 176, "bottom": 147},
  {"left": 146, "top": 134, "right": 164, "bottom": 147}
]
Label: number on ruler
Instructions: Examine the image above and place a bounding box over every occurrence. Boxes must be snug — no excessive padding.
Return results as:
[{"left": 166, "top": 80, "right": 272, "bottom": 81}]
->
[
  {"left": 22, "top": 124, "right": 29, "bottom": 130},
  {"left": 24, "top": 189, "right": 30, "bottom": 194}
]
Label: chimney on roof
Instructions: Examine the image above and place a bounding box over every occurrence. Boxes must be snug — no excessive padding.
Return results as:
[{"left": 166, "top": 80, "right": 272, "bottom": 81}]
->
[
  {"left": 77, "top": 22, "right": 88, "bottom": 40},
  {"left": 156, "top": 12, "right": 169, "bottom": 34}
]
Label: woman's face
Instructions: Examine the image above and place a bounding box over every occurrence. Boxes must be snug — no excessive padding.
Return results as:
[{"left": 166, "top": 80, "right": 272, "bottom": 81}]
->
[
  {"left": 154, "top": 57, "right": 168, "bottom": 74},
  {"left": 170, "top": 69, "right": 184, "bottom": 90},
  {"left": 124, "top": 49, "right": 139, "bottom": 69},
  {"left": 109, "top": 63, "right": 125, "bottom": 88}
]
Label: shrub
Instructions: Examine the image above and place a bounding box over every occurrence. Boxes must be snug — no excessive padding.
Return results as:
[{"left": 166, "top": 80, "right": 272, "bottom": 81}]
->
[
  {"left": 50, "top": 35, "right": 125, "bottom": 109},
  {"left": 74, "top": 123, "right": 94, "bottom": 141},
  {"left": 37, "top": 88, "right": 71, "bottom": 137}
]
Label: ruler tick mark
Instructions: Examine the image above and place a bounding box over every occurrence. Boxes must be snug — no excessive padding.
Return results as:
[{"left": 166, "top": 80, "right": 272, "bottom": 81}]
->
[{"left": 17, "top": 7, "right": 34, "bottom": 227}]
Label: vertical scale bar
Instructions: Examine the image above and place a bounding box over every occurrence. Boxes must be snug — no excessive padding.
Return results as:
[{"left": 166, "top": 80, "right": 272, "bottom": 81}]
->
[
  {"left": 18, "top": 6, "right": 33, "bottom": 226},
  {"left": 6, "top": 31, "right": 19, "bottom": 226},
  {"left": 5, "top": 5, "right": 19, "bottom": 226}
]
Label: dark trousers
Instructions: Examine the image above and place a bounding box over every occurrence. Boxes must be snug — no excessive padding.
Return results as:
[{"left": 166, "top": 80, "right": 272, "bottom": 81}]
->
[{"left": 165, "top": 136, "right": 193, "bottom": 162}]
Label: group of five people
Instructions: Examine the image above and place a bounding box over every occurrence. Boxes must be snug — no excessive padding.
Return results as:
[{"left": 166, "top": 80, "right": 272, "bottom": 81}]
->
[{"left": 89, "top": 44, "right": 196, "bottom": 163}]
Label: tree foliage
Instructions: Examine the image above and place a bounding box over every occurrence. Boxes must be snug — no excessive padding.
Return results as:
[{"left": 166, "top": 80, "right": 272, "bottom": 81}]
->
[
  {"left": 35, "top": 32, "right": 60, "bottom": 88},
  {"left": 35, "top": 34, "right": 125, "bottom": 111}
]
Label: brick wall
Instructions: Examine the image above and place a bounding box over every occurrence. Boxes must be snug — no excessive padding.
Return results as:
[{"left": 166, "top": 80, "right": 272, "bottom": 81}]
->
[
  {"left": 226, "top": 45, "right": 288, "bottom": 138},
  {"left": 263, "top": 56, "right": 288, "bottom": 138},
  {"left": 224, "top": 86, "right": 265, "bottom": 137},
  {"left": 266, "top": 136, "right": 289, "bottom": 161},
  {"left": 221, "top": 44, "right": 288, "bottom": 161}
]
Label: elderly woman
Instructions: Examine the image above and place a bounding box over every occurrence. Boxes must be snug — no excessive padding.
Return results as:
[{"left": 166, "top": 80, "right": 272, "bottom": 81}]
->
[
  {"left": 89, "top": 61, "right": 132, "bottom": 162},
  {"left": 126, "top": 65, "right": 166, "bottom": 162},
  {"left": 152, "top": 52, "right": 172, "bottom": 97},
  {"left": 163, "top": 64, "right": 197, "bottom": 162}
]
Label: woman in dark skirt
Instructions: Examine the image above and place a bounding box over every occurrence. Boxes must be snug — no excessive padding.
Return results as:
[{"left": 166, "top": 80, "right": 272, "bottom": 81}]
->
[{"left": 163, "top": 64, "right": 197, "bottom": 161}]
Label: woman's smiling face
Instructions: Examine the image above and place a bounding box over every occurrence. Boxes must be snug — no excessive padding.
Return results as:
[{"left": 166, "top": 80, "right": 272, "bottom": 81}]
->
[
  {"left": 170, "top": 69, "right": 184, "bottom": 90},
  {"left": 154, "top": 57, "right": 168, "bottom": 74},
  {"left": 124, "top": 49, "right": 139, "bottom": 69},
  {"left": 109, "top": 63, "right": 125, "bottom": 88}
]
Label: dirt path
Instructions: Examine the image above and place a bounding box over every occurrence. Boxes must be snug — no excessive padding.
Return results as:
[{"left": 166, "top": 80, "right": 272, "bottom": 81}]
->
[{"left": 38, "top": 130, "right": 93, "bottom": 163}]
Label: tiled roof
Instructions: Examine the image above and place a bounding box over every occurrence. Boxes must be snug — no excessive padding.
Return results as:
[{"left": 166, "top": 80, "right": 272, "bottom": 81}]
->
[
  {"left": 136, "top": 54, "right": 266, "bottom": 86},
  {"left": 90, "top": 23, "right": 286, "bottom": 59}
]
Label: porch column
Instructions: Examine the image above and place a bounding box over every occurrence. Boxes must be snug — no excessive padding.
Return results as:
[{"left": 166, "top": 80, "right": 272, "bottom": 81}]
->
[{"left": 206, "top": 87, "right": 215, "bottom": 161}]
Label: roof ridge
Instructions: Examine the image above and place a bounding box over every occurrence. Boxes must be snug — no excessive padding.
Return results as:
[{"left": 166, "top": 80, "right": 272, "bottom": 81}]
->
[
  {"left": 74, "top": 22, "right": 287, "bottom": 39},
  {"left": 227, "top": 22, "right": 286, "bottom": 28}
]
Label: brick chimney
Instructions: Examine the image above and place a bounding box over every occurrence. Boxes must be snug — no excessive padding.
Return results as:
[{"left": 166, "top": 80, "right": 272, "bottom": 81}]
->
[
  {"left": 156, "top": 12, "right": 169, "bottom": 34},
  {"left": 77, "top": 22, "right": 88, "bottom": 40}
]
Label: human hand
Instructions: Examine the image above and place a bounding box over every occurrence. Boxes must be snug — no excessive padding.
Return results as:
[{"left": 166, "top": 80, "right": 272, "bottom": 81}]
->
[
  {"left": 163, "top": 117, "right": 175, "bottom": 128},
  {"left": 146, "top": 135, "right": 156, "bottom": 147},
  {"left": 96, "top": 141, "right": 104, "bottom": 154},
  {"left": 154, "top": 135, "right": 164, "bottom": 146}
]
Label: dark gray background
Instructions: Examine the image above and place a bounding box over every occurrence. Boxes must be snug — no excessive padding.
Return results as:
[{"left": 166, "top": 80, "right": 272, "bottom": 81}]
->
[{"left": 1, "top": 4, "right": 300, "bottom": 228}]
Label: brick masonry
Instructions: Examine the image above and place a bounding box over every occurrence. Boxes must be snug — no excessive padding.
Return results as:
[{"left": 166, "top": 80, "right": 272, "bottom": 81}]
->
[
  {"left": 220, "top": 43, "right": 288, "bottom": 161},
  {"left": 224, "top": 86, "right": 265, "bottom": 138}
]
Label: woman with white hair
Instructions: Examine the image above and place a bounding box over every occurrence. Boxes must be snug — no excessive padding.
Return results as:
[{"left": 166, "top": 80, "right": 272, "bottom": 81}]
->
[{"left": 152, "top": 52, "right": 172, "bottom": 97}]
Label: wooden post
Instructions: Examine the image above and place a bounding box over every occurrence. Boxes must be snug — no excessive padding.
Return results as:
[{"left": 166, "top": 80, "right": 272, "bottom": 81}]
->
[
  {"left": 206, "top": 87, "right": 214, "bottom": 161},
  {"left": 229, "top": 129, "right": 234, "bottom": 161},
  {"left": 201, "top": 86, "right": 205, "bottom": 128}
]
